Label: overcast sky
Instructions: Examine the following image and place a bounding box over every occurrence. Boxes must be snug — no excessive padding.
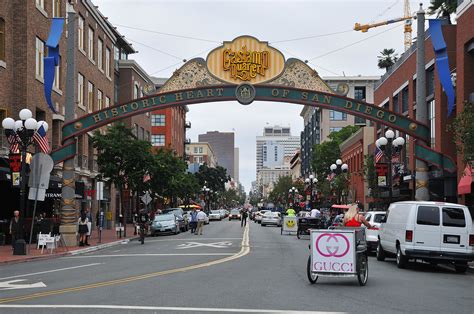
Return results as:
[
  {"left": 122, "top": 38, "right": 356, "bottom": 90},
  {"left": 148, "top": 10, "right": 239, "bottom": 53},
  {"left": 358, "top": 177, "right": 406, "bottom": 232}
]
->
[{"left": 94, "top": 0, "right": 432, "bottom": 192}]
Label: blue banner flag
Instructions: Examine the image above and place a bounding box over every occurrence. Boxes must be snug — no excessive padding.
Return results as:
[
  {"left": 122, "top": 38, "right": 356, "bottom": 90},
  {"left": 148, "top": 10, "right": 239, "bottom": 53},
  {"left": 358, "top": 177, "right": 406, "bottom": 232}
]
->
[
  {"left": 44, "top": 18, "right": 65, "bottom": 114},
  {"left": 428, "top": 19, "right": 455, "bottom": 117}
]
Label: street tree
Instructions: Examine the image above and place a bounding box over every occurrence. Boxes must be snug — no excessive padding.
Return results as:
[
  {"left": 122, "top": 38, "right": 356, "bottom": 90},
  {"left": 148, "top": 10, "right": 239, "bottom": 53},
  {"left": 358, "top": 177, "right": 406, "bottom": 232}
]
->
[
  {"left": 428, "top": 0, "right": 457, "bottom": 20},
  {"left": 195, "top": 164, "right": 230, "bottom": 192},
  {"left": 449, "top": 102, "right": 474, "bottom": 163},
  {"left": 377, "top": 48, "right": 398, "bottom": 72}
]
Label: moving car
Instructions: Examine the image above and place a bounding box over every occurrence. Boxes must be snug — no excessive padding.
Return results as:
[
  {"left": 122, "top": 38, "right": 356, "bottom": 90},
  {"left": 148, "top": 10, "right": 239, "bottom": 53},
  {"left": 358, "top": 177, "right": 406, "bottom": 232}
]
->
[
  {"left": 261, "top": 211, "right": 281, "bottom": 227},
  {"left": 209, "top": 210, "right": 222, "bottom": 221},
  {"left": 254, "top": 210, "right": 269, "bottom": 224},
  {"left": 162, "top": 208, "right": 188, "bottom": 232},
  {"left": 229, "top": 209, "right": 241, "bottom": 221},
  {"left": 150, "top": 214, "right": 179, "bottom": 235},
  {"left": 364, "top": 211, "right": 387, "bottom": 251},
  {"left": 377, "top": 201, "right": 474, "bottom": 272}
]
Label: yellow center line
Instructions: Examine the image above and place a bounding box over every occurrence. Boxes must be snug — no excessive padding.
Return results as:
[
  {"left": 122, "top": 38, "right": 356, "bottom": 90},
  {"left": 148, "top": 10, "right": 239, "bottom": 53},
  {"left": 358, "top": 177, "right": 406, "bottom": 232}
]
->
[{"left": 0, "top": 225, "right": 250, "bottom": 304}]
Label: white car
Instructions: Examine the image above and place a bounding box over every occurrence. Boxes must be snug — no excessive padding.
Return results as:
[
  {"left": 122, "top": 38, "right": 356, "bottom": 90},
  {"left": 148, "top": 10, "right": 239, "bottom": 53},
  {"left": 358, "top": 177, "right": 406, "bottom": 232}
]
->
[
  {"left": 364, "top": 211, "right": 387, "bottom": 251},
  {"left": 255, "top": 210, "right": 269, "bottom": 224},
  {"left": 209, "top": 210, "right": 222, "bottom": 221},
  {"left": 377, "top": 201, "right": 474, "bottom": 273},
  {"left": 261, "top": 211, "right": 281, "bottom": 227}
]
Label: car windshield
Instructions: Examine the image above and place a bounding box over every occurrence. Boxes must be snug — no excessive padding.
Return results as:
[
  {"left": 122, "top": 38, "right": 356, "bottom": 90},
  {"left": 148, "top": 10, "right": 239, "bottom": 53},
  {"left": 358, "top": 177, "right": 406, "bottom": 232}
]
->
[
  {"left": 231, "top": 210, "right": 239, "bottom": 214},
  {"left": 264, "top": 212, "right": 278, "bottom": 217},
  {"left": 154, "top": 214, "right": 175, "bottom": 222},
  {"left": 374, "top": 214, "right": 386, "bottom": 223},
  {"left": 211, "top": 210, "right": 220, "bottom": 214}
]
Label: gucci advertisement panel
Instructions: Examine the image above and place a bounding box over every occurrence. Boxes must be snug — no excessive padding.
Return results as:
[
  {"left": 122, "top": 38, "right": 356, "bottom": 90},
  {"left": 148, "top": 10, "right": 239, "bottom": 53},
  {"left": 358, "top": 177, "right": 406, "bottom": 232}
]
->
[{"left": 311, "top": 230, "right": 355, "bottom": 273}]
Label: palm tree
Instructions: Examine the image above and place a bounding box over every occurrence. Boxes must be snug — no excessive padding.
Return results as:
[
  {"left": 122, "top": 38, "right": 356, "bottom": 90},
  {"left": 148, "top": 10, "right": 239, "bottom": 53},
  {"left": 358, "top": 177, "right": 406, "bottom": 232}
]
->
[
  {"left": 377, "top": 48, "right": 399, "bottom": 72},
  {"left": 428, "top": 0, "right": 457, "bottom": 21}
]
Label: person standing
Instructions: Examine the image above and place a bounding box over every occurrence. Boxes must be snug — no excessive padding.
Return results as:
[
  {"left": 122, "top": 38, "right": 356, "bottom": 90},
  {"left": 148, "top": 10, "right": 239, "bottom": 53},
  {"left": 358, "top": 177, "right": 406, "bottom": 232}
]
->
[
  {"left": 190, "top": 208, "right": 198, "bottom": 233},
  {"left": 85, "top": 208, "right": 92, "bottom": 246},
  {"left": 78, "top": 212, "right": 89, "bottom": 246},
  {"left": 9, "top": 210, "right": 23, "bottom": 249},
  {"left": 241, "top": 208, "right": 248, "bottom": 227},
  {"left": 195, "top": 210, "right": 206, "bottom": 235}
]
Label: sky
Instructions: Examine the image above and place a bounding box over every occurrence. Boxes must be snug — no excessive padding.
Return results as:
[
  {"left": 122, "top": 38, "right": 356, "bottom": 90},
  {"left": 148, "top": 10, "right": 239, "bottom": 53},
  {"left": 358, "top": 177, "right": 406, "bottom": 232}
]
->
[{"left": 94, "top": 0, "right": 433, "bottom": 192}]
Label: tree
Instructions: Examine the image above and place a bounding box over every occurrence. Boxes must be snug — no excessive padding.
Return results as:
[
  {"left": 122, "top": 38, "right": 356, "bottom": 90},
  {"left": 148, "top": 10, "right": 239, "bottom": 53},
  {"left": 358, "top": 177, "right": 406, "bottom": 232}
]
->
[
  {"left": 377, "top": 48, "right": 398, "bottom": 72},
  {"left": 195, "top": 164, "right": 230, "bottom": 193},
  {"left": 363, "top": 154, "right": 380, "bottom": 199},
  {"left": 428, "top": 0, "right": 457, "bottom": 20},
  {"left": 449, "top": 102, "right": 474, "bottom": 163}
]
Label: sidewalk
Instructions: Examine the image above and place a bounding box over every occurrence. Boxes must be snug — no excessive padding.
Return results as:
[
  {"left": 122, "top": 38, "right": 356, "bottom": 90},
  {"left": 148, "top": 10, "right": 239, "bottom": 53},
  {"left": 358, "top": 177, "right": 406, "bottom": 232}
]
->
[{"left": 0, "top": 224, "right": 137, "bottom": 264}]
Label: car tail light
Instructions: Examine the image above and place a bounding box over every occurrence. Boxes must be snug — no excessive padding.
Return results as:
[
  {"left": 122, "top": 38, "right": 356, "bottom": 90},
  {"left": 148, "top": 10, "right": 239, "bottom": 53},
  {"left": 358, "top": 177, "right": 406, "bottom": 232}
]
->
[
  {"left": 469, "top": 234, "right": 474, "bottom": 246},
  {"left": 405, "top": 230, "right": 413, "bottom": 242}
]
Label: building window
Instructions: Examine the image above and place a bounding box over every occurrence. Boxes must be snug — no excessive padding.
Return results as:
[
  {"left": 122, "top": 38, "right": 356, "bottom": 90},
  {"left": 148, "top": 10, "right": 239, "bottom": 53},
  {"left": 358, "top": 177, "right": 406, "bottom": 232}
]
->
[
  {"left": 97, "top": 38, "right": 103, "bottom": 70},
  {"left": 145, "top": 131, "right": 150, "bottom": 141},
  {"left": 199, "top": 147, "right": 203, "bottom": 153},
  {"left": 105, "top": 48, "right": 111, "bottom": 77},
  {"left": 427, "top": 66, "right": 435, "bottom": 96},
  {"left": 114, "top": 45, "right": 119, "bottom": 60},
  {"left": 52, "top": 0, "right": 61, "bottom": 17},
  {"left": 194, "top": 147, "right": 198, "bottom": 153},
  {"left": 329, "top": 110, "right": 346, "bottom": 121},
  {"left": 0, "top": 18, "right": 5, "bottom": 61},
  {"left": 392, "top": 94, "right": 399, "bottom": 113},
  {"left": 134, "top": 84, "right": 140, "bottom": 99},
  {"left": 401, "top": 87, "right": 409, "bottom": 113},
  {"left": 97, "top": 89, "right": 103, "bottom": 111},
  {"left": 139, "top": 127, "right": 144, "bottom": 140},
  {"left": 77, "top": 73, "right": 84, "bottom": 108},
  {"left": 53, "top": 56, "right": 60, "bottom": 90},
  {"left": 151, "top": 135, "right": 165, "bottom": 146},
  {"left": 88, "top": 27, "right": 94, "bottom": 61},
  {"left": 428, "top": 99, "right": 436, "bottom": 148},
  {"left": 87, "top": 81, "right": 94, "bottom": 112},
  {"left": 151, "top": 114, "right": 165, "bottom": 126},
  {"left": 78, "top": 15, "right": 84, "bottom": 51},
  {"left": 36, "top": 0, "right": 44, "bottom": 9},
  {"left": 105, "top": 96, "right": 110, "bottom": 108},
  {"left": 354, "top": 86, "right": 366, "bottom": 100},
  {"left": 35, "top": 37, "right": 46, "bottom": 79},
  {"left": 329, "top": 127, "right": 343, "bottom": 133}
]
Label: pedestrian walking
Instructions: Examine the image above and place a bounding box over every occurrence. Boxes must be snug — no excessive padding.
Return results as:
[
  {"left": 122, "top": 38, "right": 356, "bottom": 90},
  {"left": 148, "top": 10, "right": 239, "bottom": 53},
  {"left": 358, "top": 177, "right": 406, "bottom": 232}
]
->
[
  {"left": 190, "top": 208, "right": 198, "bottom": 233},
  {"left": 241, "top": 208, "right": 248, "bottom": 227},
  {"left": 9, "top": 210, "right": 23, "bottom": 249},
  {"left": 78, "top": 212, "right": 89, "bottom": 246},
  {"left": 195, "top": 210, "right": 206, "bottom": 235},
  {"left": 85, "top": 207, "right": 93, "bottom": 246}
]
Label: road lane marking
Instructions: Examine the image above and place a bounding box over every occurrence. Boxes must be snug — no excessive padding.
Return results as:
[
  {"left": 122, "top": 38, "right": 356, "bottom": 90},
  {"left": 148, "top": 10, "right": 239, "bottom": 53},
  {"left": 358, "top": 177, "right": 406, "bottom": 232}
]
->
[
  {"left": 146, "top": 237, "right": 242, "bottom": 242},
  {"left": 176, "top": 241, "right": 233, "bottom": 249},
  {"left": 0, "top": 280, "right": 47, "bottom": 291},
  {"left": 0, "top": 304, "right": 340, "bottom": 313},
  {"left": 0, "top": 263, "right": 103, "bottom": 281},
  {"left": 63, "top": 253, "right": 234, "bottom": 258},
  {"left": 0, "top": 224, "right": 249, "bottom": 304}
]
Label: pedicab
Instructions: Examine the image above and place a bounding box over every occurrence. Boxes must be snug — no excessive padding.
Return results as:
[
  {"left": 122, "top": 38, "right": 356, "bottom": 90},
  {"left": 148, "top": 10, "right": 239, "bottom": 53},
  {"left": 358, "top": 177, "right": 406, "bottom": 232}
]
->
[
  {"left": 307, "top": 227, "right": 368, "bottom": 286},
  {"left": 296, "top": 212, "right": 326, "bottom": 239}
]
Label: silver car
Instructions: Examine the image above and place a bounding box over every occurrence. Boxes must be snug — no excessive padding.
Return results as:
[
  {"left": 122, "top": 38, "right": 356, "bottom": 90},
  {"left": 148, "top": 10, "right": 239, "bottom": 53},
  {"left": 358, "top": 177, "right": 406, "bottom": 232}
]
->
[
  {"left": 365, "top": 211, "right": 386, "bottom": 251},
  {"left": 150, "top": 214, "right": 179, "bottom": 235},
  {"left": 209, "top": 210, "right": 222, "bottom": 221},
  {"left": 261, "top": 211, "right": 281, "bottom": 227}
]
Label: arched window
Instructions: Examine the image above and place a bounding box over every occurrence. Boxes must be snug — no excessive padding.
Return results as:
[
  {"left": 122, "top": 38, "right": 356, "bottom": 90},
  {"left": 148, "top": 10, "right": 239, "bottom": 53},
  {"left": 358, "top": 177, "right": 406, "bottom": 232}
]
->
[{"left": 0, "top": 18, "right": 5, "bottom": 62}]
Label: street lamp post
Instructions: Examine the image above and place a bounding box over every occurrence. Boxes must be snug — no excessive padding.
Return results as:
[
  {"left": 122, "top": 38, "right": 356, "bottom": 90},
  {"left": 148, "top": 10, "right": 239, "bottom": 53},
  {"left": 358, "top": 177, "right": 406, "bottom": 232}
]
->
[
  {"left": 202, "top": 186, "right": 211, "bottom": 213},
  {"left": 288, "top": 187, "right": 298, "bottom": 209},
  {"left": 375, "top": 129, "right": 405, "bottom": 205},
  {"left": 305, "top": 174, "right": 317, "bottom": 209},
  {"left": 329, "top": 159, "right": 349, "bottom": 204},
  {"left": 2, "top": 109, "right": 48, "bottom": 219}
]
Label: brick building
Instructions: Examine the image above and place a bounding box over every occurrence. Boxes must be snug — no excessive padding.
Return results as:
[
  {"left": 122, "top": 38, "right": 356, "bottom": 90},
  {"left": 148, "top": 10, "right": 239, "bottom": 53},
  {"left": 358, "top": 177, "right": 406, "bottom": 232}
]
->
[
  {"left": 374, "top": 23, "right": 458, "bottom": 202},
  {"left": 185, "top": 142, "right": 218, "bottom": 171}
]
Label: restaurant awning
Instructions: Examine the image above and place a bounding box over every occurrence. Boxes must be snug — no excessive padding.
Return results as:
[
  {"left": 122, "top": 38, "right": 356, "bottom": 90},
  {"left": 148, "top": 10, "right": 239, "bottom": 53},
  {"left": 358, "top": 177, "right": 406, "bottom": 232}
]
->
[{"left": 457, "top": 164, "right": 473, "bottom": 195}]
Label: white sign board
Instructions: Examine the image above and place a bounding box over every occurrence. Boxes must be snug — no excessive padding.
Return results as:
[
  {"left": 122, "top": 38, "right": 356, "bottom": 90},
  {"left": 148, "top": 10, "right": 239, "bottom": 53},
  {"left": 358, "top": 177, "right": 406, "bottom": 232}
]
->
[
  {"left": 282, "top": 216, "right": 298, "bottom": 233},
  {"left": 310, "top": 229, "right": 355, "bottom": 274}
]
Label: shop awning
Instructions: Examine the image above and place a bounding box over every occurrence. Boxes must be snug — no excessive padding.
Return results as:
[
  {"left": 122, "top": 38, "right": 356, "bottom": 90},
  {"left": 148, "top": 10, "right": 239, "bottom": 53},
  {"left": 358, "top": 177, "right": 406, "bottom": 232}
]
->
[{"left": 458, "top": 164, "right": 473, "bottom": 195}]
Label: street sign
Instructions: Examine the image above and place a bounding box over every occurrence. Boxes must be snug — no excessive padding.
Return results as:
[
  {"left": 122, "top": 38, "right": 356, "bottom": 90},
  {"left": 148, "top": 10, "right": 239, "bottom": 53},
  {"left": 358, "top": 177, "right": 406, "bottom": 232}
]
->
[
  {"left": 403, "top": 175, "right": 413, "bottom": 181},
  {"left": 96, "top": 181, "right": 104, "bottom": 200},
  {"left": 141, "top": 192, "right": 152, "bottom": 205},
  {"left": 28, "top": 153, "right": 54, "bottom": 189}
]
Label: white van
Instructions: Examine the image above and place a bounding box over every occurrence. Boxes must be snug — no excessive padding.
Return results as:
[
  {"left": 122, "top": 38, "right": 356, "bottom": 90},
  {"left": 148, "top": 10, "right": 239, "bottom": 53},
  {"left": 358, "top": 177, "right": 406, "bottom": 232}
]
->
[{"left": 377, "top": 201, "right": 474, "bottom": 273}]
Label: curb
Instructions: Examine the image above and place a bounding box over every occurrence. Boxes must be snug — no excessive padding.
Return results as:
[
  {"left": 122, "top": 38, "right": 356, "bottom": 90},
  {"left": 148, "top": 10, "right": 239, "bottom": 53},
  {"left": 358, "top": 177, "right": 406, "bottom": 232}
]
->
[{"left": 0, "top": 236, "right": 139, "bottom": 265}]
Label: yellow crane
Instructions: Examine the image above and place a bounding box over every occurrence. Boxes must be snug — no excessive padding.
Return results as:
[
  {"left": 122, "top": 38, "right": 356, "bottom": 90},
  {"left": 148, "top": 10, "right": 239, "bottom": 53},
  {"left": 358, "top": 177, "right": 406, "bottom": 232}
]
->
[{"left": 354, "top": 0, "right": 413, "bottom": 51}]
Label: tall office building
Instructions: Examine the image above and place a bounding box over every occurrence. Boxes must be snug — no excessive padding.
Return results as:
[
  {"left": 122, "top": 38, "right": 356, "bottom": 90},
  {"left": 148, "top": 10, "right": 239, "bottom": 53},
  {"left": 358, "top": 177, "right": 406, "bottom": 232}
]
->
[
  {"left": 234, "top": 147, "right": 240, "bottom": 183},
  {"left": 198, "top": 131, "right": 235, "bottom": 179}
]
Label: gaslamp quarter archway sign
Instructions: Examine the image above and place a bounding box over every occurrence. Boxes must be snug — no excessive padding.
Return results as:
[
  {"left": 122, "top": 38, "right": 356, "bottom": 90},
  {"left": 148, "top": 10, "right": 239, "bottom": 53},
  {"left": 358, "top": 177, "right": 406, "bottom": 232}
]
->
[{"left": 52, "top": 36, "right": 455, "bottom": 173}]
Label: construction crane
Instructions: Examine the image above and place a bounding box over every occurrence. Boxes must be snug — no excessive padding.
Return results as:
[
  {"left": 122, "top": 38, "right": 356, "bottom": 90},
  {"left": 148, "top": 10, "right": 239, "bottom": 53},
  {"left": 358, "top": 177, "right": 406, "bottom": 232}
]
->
[{"left": 354, "top": 0, "right": 413, "bottom": 51}]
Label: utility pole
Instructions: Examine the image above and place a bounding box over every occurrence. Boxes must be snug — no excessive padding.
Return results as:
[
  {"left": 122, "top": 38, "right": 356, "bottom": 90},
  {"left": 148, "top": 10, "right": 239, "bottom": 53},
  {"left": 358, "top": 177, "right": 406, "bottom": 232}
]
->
[
  {"left": 415, "top": 4, "right": 430, "bottom": 201},
  {"left": 59, "top": 2, "right": 78, "bottom": 246}
]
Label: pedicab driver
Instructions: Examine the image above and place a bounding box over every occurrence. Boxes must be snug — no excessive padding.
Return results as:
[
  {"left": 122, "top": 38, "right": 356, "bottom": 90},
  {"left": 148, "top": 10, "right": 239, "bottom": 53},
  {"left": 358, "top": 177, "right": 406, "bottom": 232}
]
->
[
  {"left": 343, "top": 204, "right": 372, "bottom": 228},
  {"left": 286, "top": 207, "right": 296, "bottom": 217}
]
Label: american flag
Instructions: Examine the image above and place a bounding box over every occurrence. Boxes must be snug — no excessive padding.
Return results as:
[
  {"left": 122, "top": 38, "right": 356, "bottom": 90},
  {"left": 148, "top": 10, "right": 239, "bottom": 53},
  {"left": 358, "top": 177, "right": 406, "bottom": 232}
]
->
[
  {"left": 6, "top": 131, "right": 20, "bottom": 153},
  {"left": 375, "top": 147, "right": 384, "bottom": 164},
  {"left": 33, "top": 124, "right": 50, "bottom": 153},
  {"left": 143, "top": 173, "right": 151, "bottom": 183}
]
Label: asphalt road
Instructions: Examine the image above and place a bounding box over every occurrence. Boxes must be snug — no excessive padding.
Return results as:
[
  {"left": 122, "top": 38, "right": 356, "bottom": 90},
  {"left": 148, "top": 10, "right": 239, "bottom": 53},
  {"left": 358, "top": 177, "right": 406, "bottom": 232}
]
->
[{"left": 0, "top": 219, "right": 472, "bottom": 313}]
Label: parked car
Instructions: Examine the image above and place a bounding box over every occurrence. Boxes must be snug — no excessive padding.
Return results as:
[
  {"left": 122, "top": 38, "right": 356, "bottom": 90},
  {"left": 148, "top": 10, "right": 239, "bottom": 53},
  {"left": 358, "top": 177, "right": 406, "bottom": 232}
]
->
[
  {"left": 150, "top": 214, "right": 179, "bottom": 235},
  {"left": 377, "top": 201, "right": 474, "bottom": 272},
  {"left": 218, "top": 209, "right": 227, "bottom": 219},
  {"left": 365, "top": 211, "right": 387, "bottom": 251},
  {"left": 203, "top": 212, "right": 210, "bottom": 225},
  {"left": 209, "top": 210, "right": 222, "bottom": 221},
  {"left": 229, "top": 209, "right": 241, "bottom": 221},
  {"left": 261, "top": 211, "right": 281, "bottom": 227},
  {"left": 162, "top": 208, "right": 188, "bottom": 232}
]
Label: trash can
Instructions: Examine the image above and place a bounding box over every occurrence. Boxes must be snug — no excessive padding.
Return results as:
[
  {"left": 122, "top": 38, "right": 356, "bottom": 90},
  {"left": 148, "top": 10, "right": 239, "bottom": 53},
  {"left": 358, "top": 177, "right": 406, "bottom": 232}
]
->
[{"left": 13, "top": 239, "right": 27, "bottom": 255}]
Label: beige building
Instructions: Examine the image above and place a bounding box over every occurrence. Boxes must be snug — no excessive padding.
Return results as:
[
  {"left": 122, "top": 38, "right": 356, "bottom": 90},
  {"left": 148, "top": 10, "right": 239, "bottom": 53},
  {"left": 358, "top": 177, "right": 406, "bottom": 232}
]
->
[
  {"left": 257, "top": 167, "right": 291, "bottom": 199},
  {"left": 289, "top": 151, "right": 301, "bottom": 181},
  {"left": 185, "top": 142, "right": 218, "bottom": 168}
]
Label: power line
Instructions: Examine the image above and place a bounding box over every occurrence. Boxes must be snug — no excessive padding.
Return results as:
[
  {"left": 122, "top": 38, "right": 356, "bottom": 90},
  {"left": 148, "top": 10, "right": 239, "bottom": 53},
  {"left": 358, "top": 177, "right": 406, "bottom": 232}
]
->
[
  {"left": 149, "top": 46, "right": 216, "bottom": 75},
  {"left": 270, "top": 30, "right": 354, "bottom": 44},
  {"left": 368, "top": 0, "right": 402, "bottom": 24},
  {"left": 278, "top": 47, "right": 342, "bottom": 76},
  {"left": 114, "top": 23, "right": 220, "bottom": 44},
  {"left": 127, "top": 38, "right": 184, "bottom": 61},
  {"left": 307, "top": 24, "right": 402, "bottom": 61}
]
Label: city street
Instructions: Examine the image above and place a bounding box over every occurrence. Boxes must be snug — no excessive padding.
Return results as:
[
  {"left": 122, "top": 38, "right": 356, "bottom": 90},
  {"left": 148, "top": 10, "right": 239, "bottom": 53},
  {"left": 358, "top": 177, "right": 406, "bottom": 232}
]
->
[{"left": 0, "top": 220, "right": 472, "bottom": 313}]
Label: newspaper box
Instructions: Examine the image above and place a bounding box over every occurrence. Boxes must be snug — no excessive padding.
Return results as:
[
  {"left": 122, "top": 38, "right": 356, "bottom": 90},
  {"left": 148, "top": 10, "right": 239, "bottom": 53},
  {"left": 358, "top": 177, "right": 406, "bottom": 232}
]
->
[
  {"left": 281, "top": 216, "right": 298, "bottom": 235},
  {"left": 307, "top": 228, "right": 368, "bottom": 286}
]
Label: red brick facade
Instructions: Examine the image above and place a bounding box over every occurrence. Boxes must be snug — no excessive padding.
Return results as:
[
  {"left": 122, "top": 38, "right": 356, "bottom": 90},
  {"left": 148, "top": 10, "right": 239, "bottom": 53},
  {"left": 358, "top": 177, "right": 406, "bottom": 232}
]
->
[{"left": 151, "top": 106, "right": 187, "bottom": 157}]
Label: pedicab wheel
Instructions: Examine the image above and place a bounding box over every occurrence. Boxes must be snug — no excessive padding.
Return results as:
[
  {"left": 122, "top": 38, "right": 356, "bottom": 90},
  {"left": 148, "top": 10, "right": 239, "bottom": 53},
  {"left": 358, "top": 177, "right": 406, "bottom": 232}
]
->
[
  {"left": 307, "top": 256, "right": 318, "bottom": 284},
  {"left": 297, "top": 229, "right": 301, "bottom": 239},
  {"left": 356, "top": 253, "right": 368, "bottom": 286}
]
